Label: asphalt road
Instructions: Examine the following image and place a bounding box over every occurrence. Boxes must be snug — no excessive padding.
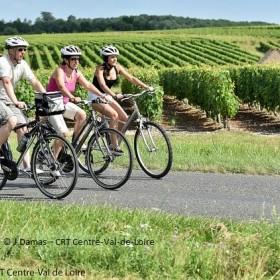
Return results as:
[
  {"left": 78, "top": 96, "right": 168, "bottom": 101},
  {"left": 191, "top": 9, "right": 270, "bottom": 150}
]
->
[{"left": 0, "top": 170, "right": 280, "bottom": 221}]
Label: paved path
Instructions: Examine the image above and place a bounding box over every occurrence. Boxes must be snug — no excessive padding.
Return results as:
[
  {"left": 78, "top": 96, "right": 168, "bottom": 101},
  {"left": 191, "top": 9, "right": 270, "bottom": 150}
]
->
[{"left": 0, "top": 171, "right": 280, "bottom": 220}]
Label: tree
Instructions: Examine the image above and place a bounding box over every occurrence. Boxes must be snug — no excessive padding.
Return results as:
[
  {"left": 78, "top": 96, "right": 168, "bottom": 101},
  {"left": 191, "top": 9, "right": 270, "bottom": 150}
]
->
[
  {"left": 40, "top": 11, "right": 56, "bottom": 22},
  {"left": 3, "top": 26, "right": 18, "bottom": 35}
]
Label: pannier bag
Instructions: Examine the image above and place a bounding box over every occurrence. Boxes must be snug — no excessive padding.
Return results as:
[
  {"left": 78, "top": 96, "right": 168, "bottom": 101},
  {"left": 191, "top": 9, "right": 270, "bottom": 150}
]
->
[{"left": 35, "top": 91, "right": 65, "bottom": 116}]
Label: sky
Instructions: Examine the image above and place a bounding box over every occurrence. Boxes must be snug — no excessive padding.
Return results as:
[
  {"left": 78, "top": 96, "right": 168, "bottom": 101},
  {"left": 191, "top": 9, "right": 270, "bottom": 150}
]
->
[{"left": 0, "top": 0, "right": 280, "bottom": 24}]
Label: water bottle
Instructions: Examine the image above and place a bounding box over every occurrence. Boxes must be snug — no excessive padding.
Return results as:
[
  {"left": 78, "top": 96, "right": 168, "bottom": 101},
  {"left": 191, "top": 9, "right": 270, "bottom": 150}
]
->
[{"left": 17, "top": 133, "right": 30, "bottom": 153}]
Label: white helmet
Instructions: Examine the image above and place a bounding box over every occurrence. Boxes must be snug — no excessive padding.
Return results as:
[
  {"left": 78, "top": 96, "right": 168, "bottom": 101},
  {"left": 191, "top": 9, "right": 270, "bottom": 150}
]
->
[
  {"left": 61, "top": 45, "right": 81, "bottom": 56},
  {"left": 5, "top": 36, "right": 29, "bottom": 48},
  {"left": 100, "top": 45, "right": 119, "bottom": 57}
]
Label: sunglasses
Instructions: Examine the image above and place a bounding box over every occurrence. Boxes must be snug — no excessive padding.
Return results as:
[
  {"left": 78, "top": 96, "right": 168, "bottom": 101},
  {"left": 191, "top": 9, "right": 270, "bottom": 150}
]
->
[
  {"left": 70, "top": 57, "right": 80, "bottom": 61},
  {"left": 17, "top": 48, "right": 27, "bottom": 52}
]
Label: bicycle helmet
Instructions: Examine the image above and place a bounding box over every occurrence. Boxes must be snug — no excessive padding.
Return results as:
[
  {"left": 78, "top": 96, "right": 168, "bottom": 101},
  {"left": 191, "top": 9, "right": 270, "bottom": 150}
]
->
[
  {"left": 100, "top": 45, "right": 119, "bottom": 57},
  {"left": 5, "top": 36, "right": 29, "bottom": 49},
  {"left": 61, "top": 45, "right": 81, "bottom": 57}
]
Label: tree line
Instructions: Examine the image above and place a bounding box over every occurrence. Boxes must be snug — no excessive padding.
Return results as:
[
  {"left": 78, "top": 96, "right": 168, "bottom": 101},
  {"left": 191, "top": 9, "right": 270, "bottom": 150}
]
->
[{"left": 0, "top": 12, "right": 271, "bottom": 35}]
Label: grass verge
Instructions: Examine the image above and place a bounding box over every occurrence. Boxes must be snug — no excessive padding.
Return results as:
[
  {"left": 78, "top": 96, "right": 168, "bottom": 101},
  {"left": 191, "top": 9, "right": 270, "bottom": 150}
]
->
[
  {"left": 169, "top": 131, "right": 280, "bottom": 175},
  {"left": 0, "top": 201, "right": 280, "bottom": 279}
]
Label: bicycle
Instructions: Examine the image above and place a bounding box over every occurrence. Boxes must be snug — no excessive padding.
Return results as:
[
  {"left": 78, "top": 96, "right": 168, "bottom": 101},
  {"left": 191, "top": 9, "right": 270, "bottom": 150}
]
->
[
  {"left": 70, "top": 98, "right": 133, "bottom": 190},
  {"left": 0, "top": 92, "right": 78, "bottom": 199},
  {"left": 119, "top": 89, "right": 173, "bottom": 179}
]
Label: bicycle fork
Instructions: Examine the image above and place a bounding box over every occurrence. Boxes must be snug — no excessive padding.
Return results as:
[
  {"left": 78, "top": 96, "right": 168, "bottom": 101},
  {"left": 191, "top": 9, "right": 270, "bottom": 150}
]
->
[{"left": 139, "top": 123, "right": 157, "bottom": 153}]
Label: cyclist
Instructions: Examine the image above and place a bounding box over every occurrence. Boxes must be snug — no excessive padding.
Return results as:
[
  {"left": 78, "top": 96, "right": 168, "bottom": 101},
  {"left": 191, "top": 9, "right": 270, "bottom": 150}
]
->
[
  {"left": 47, "top": 45, "right": 105, "bottom": 140},
  {"left": 0, "top": 36, "right": 45, "bottom": 171},
  {"left": 89, "top": 45, "right": 153, "bottom": 131}
]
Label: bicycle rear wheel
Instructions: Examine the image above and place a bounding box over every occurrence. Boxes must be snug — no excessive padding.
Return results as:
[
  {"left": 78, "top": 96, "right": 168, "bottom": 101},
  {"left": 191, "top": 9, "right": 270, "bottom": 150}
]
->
[
  {"left": 86, "top": 128, "right": 133, "bottom": 190},
  {"left": 134, "top": 121, "right": 172, "bottom": 178},
  {"left": 31, "top": 134, "right": 78, "bottom": 199}
]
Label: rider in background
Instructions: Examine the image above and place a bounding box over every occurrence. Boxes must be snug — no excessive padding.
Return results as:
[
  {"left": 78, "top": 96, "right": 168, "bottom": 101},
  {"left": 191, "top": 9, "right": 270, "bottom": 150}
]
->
[
  {"left": 90, "top": 45, "right": 153, "bottom": 131},
  {"left": 0, "top": 36, "right": 45, "bottom": 170}
]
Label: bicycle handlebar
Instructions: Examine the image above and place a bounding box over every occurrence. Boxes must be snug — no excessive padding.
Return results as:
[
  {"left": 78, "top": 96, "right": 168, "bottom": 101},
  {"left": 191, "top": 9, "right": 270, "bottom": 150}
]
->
[
  {"left": 77, "top": 97, "right": 109, "bottom": 106},
  {"left": 34, "top": 91, "right": 61, "bottom": 95},
  {"left": 121, "top": 89, "right": 155, "bottom": 102}
]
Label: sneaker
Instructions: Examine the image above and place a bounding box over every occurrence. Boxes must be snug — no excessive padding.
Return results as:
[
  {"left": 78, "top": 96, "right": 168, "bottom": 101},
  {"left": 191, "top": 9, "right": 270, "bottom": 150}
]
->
[
  {"left": 110, "top": 146, "right": 124, "bottom": 156},
  {"left": 24, "top": 167, "right": 44, "bottom": 174},
  {"left": 51, "top": 170, "right": 61, "bottom": 177}
]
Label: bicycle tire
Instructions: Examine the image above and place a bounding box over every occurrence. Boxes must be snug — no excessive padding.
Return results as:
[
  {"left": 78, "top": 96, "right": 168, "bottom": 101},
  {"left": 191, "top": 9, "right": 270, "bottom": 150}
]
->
[
  {"left": 0, "top": 142, "right": 15, "bottom": 189},
  {"left": 31, "top": 134, "right": 78, "bottom": 199},
  {"left": 86, "top": 128, "right": 133, "bottom": 190},
  {"left": 0, "top": 176, "right": 7, "bottom": 190},
  {"left": 134, "top": 121, "right": 172, "bottom": 178}
]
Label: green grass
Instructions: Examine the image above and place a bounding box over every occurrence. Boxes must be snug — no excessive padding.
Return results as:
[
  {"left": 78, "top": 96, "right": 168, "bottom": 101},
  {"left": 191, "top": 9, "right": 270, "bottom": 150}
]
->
[
  {"left": 0, "top": 201, "right": 279, "bottom": 279},
  {"left": 168, "top": 131, "right": 280, "bottom": 175}
]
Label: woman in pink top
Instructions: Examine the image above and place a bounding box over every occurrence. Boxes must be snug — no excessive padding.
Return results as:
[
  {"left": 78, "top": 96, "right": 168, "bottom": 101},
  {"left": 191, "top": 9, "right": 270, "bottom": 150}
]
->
[{"left": 47, "top": 45, "right": 104, "bottom": 140}]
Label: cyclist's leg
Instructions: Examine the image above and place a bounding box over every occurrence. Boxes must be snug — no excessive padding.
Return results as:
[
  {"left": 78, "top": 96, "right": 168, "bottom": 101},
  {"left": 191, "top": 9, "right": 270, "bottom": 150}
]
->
[
  {"left": 0, "top": 102, "right": 17, "bottom": 146},
  {"left": 10, "top": 105, "right": 30, "bottom": 169},
  {"left": 63, "top": 102, "right": 86, "bottom": 140},
  {"left": 91, "top": 103, "right": 120, "bottom": 147},
  {"left": 48, "top": 113, "right": 70, "bottom": 158},
  {"left": 109, "top": 99, "right": 128, "bottom": 131}
]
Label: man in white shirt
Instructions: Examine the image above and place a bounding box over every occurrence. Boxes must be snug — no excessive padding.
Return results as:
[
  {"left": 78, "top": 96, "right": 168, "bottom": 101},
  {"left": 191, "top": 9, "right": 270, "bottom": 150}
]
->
[{"left": 0, "top": 36, "right": 45, "bottom": 170}]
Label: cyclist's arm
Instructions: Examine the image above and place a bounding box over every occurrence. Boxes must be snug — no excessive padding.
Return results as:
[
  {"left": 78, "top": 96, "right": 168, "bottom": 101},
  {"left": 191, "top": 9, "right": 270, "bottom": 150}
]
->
[
  {"left": 118, "top": 64, "right": 150, "bottom": 90},
  {"left": 22, "top": 61, "right": 45, "bottom": 93},
  {"left": 77, "top": 72, "right": 104, "bottom": 97},
  {"left": 1, "top": 76, "right": 22, "bottom": 105},
  {"left": 29, "top": 77, "right": 45, "bottom": 92}
]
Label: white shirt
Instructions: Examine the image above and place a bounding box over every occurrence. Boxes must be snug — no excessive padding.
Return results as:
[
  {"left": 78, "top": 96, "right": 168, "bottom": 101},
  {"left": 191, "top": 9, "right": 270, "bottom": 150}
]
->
[{"left": 0, "top": 54, "right": 35, "bottom": 104}]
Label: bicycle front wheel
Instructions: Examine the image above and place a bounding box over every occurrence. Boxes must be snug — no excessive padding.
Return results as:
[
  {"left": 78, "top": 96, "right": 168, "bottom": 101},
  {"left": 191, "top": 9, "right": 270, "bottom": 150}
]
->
[
  {"left": 86, "top": 128, "right": 133, "bottom": 190},
  {"left": 0, "top": 142, "right": 14, "bottom": 190},
  {"left": 134, "top": 121, "right": 173, "bottom": 178},
  {"left": 31, "top": 134, "right": 78, "bottom": 199}
]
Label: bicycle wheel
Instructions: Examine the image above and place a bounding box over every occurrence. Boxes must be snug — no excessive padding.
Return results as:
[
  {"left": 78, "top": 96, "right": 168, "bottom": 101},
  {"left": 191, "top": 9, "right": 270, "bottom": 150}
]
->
[
  {"left": 86, "top": 128, "right": 133, "bottom": 190},
  {"left": 0, "top": 160, "right": 8, "bottom": 190},
  {"left": 0, "top": 143, "right": 15, "bottom": 190},
  {"left": 31, "top": 134, "right": 78, "bottom": 199},
  {"left": 134, "top": 121, "right": 172, "bottom": 178}
]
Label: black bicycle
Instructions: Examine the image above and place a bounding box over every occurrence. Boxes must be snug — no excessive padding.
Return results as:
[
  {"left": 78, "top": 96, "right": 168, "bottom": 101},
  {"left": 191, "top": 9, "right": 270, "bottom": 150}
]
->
[
  {"left": 0, "top": 92, "right": 78, "bottom": 199},
  {"left": 71, "top": 98, "right": 133, "bottom": 190}
]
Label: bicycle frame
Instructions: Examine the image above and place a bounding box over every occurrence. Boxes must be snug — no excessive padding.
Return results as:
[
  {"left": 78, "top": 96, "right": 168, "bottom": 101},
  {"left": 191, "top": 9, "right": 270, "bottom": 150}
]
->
[
  {"left": 72, "top": 102, "right": 107, "bottom": 156},
  {"left": 16, "top": 121, "right": 55, "bottom": 174},
  {"left": 120, "top": 90, "right": 152, "bottom": 134}
]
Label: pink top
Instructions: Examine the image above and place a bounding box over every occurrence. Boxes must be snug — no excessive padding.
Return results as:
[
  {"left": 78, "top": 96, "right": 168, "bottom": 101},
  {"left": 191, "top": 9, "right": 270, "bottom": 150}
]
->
[{"left": 47, "top": 65, "right": 80, "bottom": 104}]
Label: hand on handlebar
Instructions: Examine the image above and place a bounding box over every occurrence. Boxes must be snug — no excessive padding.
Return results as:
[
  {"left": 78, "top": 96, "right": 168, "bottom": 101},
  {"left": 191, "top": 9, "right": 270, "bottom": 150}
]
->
[
  {"left": 114, "top": 93, "right": 124, "bottom": 100},
  {"left": 146, "top": 86, "right": 155, "bottom": 92},
  {"left": 15, "top": 101, "right": 27, "bottom": 109},
  {"left": 70, "top": 96, "right": 81, "bottom": 104}
]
